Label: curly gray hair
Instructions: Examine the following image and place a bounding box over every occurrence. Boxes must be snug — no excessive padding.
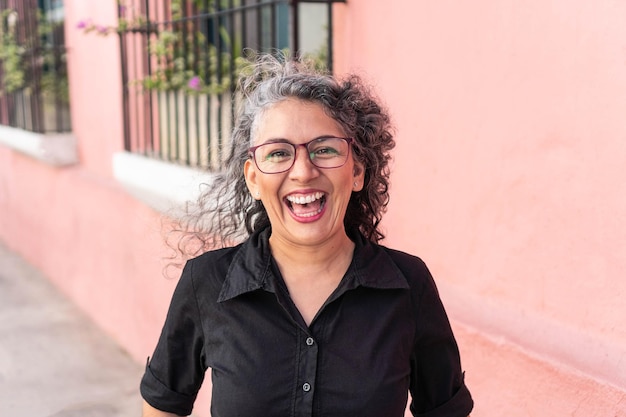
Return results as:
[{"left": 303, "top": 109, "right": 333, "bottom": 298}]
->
[{"left": 170, "top": 53, "right": 395, "bottom": 260}]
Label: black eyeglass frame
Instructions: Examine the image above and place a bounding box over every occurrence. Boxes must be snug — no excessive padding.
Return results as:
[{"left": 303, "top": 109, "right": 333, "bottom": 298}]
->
[{"left": 248, "top": 136, "right": 355, "bottom": 174}]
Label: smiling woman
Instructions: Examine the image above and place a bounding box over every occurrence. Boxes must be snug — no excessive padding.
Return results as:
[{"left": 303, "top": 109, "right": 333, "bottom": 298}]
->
[
  {"left": 243, "top": 98, "right": 363, "bottom": 256},
  {"left": 140, "top": 53, "right": 474, "bottom": 417}
]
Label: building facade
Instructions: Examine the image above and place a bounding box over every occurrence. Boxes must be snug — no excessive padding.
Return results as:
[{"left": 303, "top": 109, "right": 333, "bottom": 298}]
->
[{"left": 1, "top": 1, "right": 625, "bottom": 415}]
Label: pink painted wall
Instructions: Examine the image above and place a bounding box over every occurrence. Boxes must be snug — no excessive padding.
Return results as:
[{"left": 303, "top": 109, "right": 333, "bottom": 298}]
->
[
  {"left": 1, "top": 0, "right": 625, "bottom": 416},
  {"left": 335, "top": 0, "right": 626, "bottom": 413},
  {"left": 65, "top": 1, "right": 126, "bottom": 175}
]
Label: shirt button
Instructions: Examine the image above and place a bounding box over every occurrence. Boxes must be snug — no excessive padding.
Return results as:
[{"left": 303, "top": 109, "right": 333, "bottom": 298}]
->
[
  {"left": 306, "top": 337, "right": 314, "bottom": 346},
  {"left": 302, "top": 382, "right": 311, "bottom": 392}
]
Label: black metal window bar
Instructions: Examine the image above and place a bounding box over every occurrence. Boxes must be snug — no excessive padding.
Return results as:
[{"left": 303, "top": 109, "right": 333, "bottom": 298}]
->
[
  {"left": 118, "top": 0, "right": 345, "bottom": 172},
  {"left": 0, "top": 0, "right": 71, "bottom": 133}
]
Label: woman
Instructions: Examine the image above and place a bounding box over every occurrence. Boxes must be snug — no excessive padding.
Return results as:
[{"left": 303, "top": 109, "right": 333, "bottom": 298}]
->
[{"left": 141, "top": 54, "right": 473, "bottom": 417}]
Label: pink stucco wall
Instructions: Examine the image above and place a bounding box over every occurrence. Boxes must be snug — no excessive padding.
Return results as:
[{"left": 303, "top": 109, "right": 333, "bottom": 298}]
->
[
  {"left": 336, "top": 0, "right": 626, "bottom": 331},
  {"left": 1, "top": 0, "right": 625, "bottom": 416},
  {"left": 334, "top": 0, "right": 626, "bottom": 414}
]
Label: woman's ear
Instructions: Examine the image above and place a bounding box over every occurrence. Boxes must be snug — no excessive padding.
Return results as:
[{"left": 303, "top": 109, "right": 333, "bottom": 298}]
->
[
  {"left": 244, "top": 159, "right": 262, "bottom": 200},
  {"left": 352, "top": 161, "right": 365, "bottom": 192}
]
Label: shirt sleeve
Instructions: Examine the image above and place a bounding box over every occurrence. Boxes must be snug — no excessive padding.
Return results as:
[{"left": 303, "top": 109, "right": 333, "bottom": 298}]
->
[
  {"left": 401, "top": 257, "right": 474, "bottom": 416},
  {"left": 140, "top": 259, "right": 207, "bottom": 416}
]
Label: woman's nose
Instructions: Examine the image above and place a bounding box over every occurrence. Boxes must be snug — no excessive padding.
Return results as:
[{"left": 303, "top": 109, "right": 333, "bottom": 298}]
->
[{"left": 289, "top": 145, "right": 319, "bottom": 179}]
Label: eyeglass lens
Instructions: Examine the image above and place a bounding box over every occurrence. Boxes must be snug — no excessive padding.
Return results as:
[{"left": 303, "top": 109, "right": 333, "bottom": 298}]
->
[{"left": 253, "top": 137, "right": 350, "bottom": 174}]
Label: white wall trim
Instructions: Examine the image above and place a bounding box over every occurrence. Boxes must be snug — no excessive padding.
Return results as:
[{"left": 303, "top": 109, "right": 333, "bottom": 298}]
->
[
  {"left": 0, "top": 125, "right": 78, "bottom": 166},
  {"left": 112, "top": 151, "right": 214, "bottom": 215}
]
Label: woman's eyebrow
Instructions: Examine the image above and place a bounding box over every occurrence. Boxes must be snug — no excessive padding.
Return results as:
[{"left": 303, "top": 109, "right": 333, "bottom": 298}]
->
[
  {"left": 260, "top": 138, "right": 291, "bottom": 144},
  {"left": 259, "top": 135, "right": 340, "bottom": 145}
]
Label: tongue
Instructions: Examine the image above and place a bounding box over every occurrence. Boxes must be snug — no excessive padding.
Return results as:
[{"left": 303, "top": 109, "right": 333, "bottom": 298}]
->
[{"left": 290, "top": 199, "right": 322, "bottom": 216}]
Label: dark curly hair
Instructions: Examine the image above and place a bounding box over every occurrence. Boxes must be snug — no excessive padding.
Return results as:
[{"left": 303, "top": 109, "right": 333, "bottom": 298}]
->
[{"left": 170, "top": 53, "right": 395, "bottom": 260}]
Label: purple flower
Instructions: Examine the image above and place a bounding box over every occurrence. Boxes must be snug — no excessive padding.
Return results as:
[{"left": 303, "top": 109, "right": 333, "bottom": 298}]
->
[
  {"left": 119, "top": 5, "right": 127, "bottom": 14},
  {"left": 97, "top": 25, "right": 108, "bottom": 34},
  {"left": 188, "top": 76, "right": 201, "bottom": 90},
  {"left": 76, "top": 20, "right": 88, "bottom": 29}
]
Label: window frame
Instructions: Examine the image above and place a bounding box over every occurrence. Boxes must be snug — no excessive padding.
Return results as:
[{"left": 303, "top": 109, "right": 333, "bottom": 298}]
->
[
  {"left": 117, "top": 0, "right": 346, "bottom": 172},
  {"left": 0, "top": 0, "right": 72, "bottom": 134},
  {"left": 0, "top": 0, "right": 75, "bottom": 166}
]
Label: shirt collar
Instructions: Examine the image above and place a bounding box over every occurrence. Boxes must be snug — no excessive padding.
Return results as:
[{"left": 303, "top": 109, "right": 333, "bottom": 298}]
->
[
  {"left": 217, "top": 227, "right": 274, "bottom": 302},
  {"left": 217, "top": 227, "right": 408, "bottom": 303},
  {"left": 347, "top": 228, "right": 410, "bottom": 291}
]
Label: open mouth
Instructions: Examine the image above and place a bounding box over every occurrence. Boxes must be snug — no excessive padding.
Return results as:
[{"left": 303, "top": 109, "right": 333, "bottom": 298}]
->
[{"left": 285, "top": 192, "right": 326, "bottom": 218}]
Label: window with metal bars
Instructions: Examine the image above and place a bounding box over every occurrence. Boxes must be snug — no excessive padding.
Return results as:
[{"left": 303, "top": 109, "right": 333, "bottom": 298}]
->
[
  {"left": 118, "top": 0, "right": 344, "bottom": 171},
  {"left": 0, "top": 0, "right": 71, "bottom": 133}
]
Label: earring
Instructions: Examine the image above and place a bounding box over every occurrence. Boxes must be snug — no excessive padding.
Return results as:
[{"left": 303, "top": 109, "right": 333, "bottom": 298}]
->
[
  {"left": 256, "top": 191, "right": 260, "bottom": 197},
  {"left": 353, "top": 182, "right": 358, "bottom": 188}
]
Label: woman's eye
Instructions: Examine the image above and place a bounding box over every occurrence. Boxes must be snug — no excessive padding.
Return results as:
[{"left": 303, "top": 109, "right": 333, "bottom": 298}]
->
[
  {"left": 314, "top": 147, "right": 339, "bottom": 156},
  {"left": 265, "top": 148, "right": 292, "bottom": 160}
]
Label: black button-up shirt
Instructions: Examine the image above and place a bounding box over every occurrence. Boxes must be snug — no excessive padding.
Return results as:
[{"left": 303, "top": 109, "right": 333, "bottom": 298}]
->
[{"left": 141, "top": 228, "right": 473, "bottom": 417}]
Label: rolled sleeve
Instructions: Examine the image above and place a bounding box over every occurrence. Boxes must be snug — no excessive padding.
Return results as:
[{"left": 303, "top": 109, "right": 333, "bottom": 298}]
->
[
  {"left": 140, "top": 360, "right": 198, "bottom": 416},
  {"left": 411, "top": 373, "right": 473, "bottom": 417},
  {"left": 139, "top": 260, "right": 207, "bottom": 416}
]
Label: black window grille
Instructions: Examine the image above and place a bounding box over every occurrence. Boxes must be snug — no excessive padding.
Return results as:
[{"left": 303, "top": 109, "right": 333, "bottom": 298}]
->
[
  {"left": 118, "top": 0, "right": 345, "bottom": 171},
  {"left": 0, "top": 0, "right": 71, "bottom": 133}
]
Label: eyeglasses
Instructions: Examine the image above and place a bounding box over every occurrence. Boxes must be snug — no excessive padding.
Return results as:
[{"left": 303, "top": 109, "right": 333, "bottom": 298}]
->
[{"left": 249, "top": 136, "right": 354, "bottom": 174}]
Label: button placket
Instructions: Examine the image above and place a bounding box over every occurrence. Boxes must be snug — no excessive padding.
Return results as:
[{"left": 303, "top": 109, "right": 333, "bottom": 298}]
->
[{"left": 295, "top": 331, "right": 318, "bottom": 415}]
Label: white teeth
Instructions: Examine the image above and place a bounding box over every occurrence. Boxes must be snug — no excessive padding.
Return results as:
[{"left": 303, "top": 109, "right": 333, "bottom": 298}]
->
[
  {"left": 297, "top": 209, "right": 322, "bottom": 218},
  {"left": 286, "top": 192, "right": 324, "bottom": 205}
]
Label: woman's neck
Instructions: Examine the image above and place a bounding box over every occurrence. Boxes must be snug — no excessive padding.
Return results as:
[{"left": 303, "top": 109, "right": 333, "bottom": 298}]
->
[
  {"left": 269, "top": 232, "right": 355, "bottom": 284},
  {"left": 268, "top": 232, "right": 356, "bottom": 326}
]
